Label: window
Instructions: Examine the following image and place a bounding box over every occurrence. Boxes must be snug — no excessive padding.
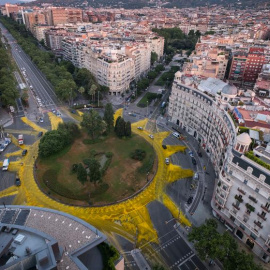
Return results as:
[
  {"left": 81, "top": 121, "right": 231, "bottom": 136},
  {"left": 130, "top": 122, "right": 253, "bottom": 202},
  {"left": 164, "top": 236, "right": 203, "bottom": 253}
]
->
[
  {"left": 244, "top": 179, "right": 248, "bottom": 185},
  {"left": 240, "top": 224, "right": 245, "bottom": 230},
  {"left": 255, "top": 188, "right": 259, "bottom": 193},
  {"left": 250, "top": 233, "right": 257, "bottom": 240}
]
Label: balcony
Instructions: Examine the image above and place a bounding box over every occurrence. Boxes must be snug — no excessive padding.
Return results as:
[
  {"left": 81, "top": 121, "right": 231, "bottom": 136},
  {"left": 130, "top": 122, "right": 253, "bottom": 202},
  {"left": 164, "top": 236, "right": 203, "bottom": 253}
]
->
[
  {"left": 237, "top": 187, "right": 246, "bottom": 195},
  {"left": 254, "top": 220, "right": 263, "bottom": 229},
  {"left": 232, "top": 203, "right": 240, "bottom": 210},
  {"left": 257, "top": 213, "right": 267, "bottom": 221},
  {"left": 261, "top": 205, "right": 270, "bottom": 213},
  {"left": 235, "top": 195, "right": 243, "bottom": 203},
  {"left": 249, "top": 196, "right": 258, "bottom": 203}
]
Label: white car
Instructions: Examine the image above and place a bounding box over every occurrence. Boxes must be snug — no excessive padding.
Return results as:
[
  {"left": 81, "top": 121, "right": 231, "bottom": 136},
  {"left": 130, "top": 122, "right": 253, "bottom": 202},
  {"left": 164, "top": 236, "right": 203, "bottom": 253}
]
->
[
  {"left": 137, "top": 126, "right": 143, "bottom": 130},
  {"left": 39, "top": 117, "right": 44, "bottom": 123},
  {"left": 149, "top": 134, "right": 154, "bottom": 139},
  {"left": 172, "top": 132, "right": 180, "bottom": 138},
  {"left": 194, "top": 172, "right": 199, "bottom": 180},
  {"left": 165, "top": 158, "right": 170, "bottom": 165}
]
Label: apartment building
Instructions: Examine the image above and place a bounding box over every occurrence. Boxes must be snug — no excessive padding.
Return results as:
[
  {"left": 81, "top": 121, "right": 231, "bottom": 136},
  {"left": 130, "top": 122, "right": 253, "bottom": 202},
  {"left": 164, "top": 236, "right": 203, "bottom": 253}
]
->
[
  {"left": 45, "top": 28, "right": 73, "bottom": 50},
  {"left": 254, "top": 64, "right": 270, "bottom": 97},
  {"left": 33, "top": 25, "right": 51, "bottom": 41},
  {"left": 168, "top": 70, "right": 270, "bottom": 263},
  {"left": 145, "top": 36, "right": 164, "bottom": 60},
  {"left": 125, "top": 43, "right": 151, "bottom": 79},
  {"left": 229, "top": 48, "right": 268, "bottom": 85},
  {"left": 183, "top": 44, "right": 229, "bottom": 80},
  {"left": 62, "top": 38, "right": 135, "bottom": 94},
  {"left": 48, "top": 8, "right": 83, "bottom": 26},
  {"left": 23, "top": 12, "right": 46, "bottom": 31},
  {"left": 5, "top": 4, "right": 21, "bottom": 17},
  {"left": 214, "top": 135, "right": 270, "bottom": 263},
  {"left": 168, "top": 71, "right": 236, "bottom": 171}
]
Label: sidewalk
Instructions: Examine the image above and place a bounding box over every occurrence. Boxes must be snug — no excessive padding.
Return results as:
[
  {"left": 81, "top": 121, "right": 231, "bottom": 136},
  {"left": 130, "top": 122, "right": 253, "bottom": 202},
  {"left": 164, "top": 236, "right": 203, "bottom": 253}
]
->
[{"left": 0, "top": 108, "right": 13, "bottom": 127}]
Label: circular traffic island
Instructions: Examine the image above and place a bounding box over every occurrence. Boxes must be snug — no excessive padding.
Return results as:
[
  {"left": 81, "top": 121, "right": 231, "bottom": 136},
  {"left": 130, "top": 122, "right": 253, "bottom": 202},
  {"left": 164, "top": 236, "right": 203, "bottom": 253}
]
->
[{"left": 36, "top": 132, "right": 156, "bottom": 206}]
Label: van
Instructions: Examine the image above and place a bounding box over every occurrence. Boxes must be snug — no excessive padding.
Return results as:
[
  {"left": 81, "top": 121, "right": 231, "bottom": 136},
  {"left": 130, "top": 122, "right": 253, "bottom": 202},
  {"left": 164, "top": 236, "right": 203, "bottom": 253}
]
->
[
  {"left": 172, "top": 132, "right": 180, "bottom": 138},
  {"left": 2, "top": 159, "right": 10, "bottom": 171}
]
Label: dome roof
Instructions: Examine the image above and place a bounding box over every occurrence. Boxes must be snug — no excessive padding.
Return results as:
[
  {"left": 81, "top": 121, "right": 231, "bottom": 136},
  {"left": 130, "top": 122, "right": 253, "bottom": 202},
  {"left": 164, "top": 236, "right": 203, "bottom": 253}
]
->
[
  {"left": 175, "top": 71, "right": 182, "bottom": 77},
  {"left": 236, "top": 133, "right": 252, "bottom": 145},
  {"left": 221, "top": 84, "right": 238, "bottom": 95}
]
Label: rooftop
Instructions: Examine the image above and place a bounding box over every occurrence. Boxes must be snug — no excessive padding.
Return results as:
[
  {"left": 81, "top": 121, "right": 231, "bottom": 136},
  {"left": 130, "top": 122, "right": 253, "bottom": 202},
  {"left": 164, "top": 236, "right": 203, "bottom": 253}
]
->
[{"left": 0, "top": 206, "right": 106, "bottom": 270}]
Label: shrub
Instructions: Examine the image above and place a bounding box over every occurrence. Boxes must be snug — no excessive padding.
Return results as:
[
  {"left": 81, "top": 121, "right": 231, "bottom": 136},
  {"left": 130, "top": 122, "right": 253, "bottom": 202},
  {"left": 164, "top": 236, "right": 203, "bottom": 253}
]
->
[
  {"left": 130, "top": 149, "right": 146, "bottom": 161},
  {"left": 106, "top": 152, "right": 113, "bottom": 158},
  {"left": 98, "top": 242, "right": 119, "bottom": 270},
  {"left": 138, "top": 154, "right": 154, "bottom": 174}
]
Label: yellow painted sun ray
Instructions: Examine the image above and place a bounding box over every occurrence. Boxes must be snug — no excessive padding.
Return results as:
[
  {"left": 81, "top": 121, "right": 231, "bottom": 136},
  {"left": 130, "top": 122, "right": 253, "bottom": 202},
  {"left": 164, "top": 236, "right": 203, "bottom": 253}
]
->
[
  {"left": 166, "top": 164, "right": 194, "bottom": 183},
  {"left": 21, "top": 117, "right": 47, "bottom": 133},
  {"left": 0, "top": 109, "right": 192, "bottom": 249},
  {"left": 114, "top": 108, "right": 123, "bottom": 125},
  {"left": 0, "top": 186, "right": 18, "bottom": 198},
  {"left": 162, "top": 194, "right": 191, "bottom": 227},
  {"left": 48, "top": 112, "right": 63, "bottom": 130}
]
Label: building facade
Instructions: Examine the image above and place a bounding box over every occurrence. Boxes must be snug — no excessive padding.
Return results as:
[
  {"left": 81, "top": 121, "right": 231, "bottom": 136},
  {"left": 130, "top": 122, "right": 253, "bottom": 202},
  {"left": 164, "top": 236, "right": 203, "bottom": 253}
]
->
[{"left": 168, "top": 71, "right": 270, "bottom": 263}]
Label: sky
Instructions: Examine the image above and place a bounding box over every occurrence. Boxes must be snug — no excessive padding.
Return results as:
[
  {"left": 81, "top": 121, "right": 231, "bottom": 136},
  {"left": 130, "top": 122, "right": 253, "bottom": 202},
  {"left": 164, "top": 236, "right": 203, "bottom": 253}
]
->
[{"left": 0, "top": 0, "right": 35, "bottom": 4}]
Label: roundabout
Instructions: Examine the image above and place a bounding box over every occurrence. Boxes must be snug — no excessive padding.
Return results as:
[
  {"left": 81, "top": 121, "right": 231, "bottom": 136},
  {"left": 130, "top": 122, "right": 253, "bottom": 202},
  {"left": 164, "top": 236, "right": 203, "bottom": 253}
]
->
[{"left": 0, "top": 109, "right": 193, "bottom": 264}]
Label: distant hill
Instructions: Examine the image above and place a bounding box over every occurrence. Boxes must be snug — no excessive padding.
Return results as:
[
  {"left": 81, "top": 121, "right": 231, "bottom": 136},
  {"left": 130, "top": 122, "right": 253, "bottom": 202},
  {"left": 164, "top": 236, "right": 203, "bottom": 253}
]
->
[{"left": 23, "top": 0, "right": 270, "bottom": 9}]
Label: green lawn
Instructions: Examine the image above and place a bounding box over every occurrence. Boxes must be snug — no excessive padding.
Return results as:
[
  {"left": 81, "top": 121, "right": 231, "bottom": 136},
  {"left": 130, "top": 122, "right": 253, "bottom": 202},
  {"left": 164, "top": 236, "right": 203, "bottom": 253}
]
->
[
  {"left": 137, "top": 92, "right": 161, "bottom": 108},
  {"left": 37, "top": 132, "right": 156, "bottom": 206}
]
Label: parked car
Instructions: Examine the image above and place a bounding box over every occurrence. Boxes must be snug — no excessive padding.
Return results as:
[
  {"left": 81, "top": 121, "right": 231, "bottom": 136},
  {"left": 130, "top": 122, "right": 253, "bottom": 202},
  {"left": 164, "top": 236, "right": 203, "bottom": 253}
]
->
[
  {"left": 172, "top": 132, "right": 180, "bottom": 138},
  {"left": 198, "top": 152, "right": 202, "bottom": 157},
  {"left": 165, "top": 158, "right": 170, "bottom": 165},
  {"left": 162, "top": 145, "right": 167, "bottom": 149},
  {"left": 22, "top": 149, "right": 28, "bottom": 156},
  {"left": 192, "top": 157, "right": 197, "bottom": 165},
  {"left": 38, "top": 132, "right": 43, "bottom": 137},
  {"left": 188, "top": 151, "right": 194, "bottom": 158},
  {"left": 15, "top": 177, "right": 21, "bottom": 186},
  {"left": 194, "top": 172, "right": 199, "bottom": 180},
  {"left": 39, "top": 117, "right": 44, "bottom": 123},
  {"left": 149, "top": 134, "right": 154, "bottom": 139}
]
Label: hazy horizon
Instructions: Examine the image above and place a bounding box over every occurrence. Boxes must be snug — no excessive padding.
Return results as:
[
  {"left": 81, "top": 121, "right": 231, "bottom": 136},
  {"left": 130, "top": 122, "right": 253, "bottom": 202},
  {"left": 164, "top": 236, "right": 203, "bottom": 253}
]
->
[{"left": 0, "top": 0, "right": 35, "bottom": 4}]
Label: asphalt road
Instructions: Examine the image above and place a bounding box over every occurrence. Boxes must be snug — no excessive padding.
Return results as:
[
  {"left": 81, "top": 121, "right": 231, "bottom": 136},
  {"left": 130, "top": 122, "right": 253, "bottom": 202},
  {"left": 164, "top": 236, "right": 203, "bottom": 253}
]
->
[
  {"left": 0, "top": 23, "right": 59, "bottom": 113},
  {"left": 147, "top": 201, "right": 207, "bottom": 270}
]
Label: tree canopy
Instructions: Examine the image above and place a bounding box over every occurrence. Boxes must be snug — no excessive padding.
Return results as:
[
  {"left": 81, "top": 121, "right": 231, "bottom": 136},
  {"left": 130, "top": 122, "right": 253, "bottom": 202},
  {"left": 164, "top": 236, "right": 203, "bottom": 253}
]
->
[
  {"left": 81, "top": 109, "right": 106, "bottom": 140},
  {"left": 103, "top": 103, "right": 114, "bottom": 132},
  {"left": 188, "top": 219, "right": 264, "bottom": 270},
  {"left": 38, "top": 122, "right": 79, "bottom": 158}
]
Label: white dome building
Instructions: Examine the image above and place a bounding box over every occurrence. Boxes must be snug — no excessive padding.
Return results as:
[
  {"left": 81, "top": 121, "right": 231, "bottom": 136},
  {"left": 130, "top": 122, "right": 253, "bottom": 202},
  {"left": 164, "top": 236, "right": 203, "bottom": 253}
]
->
[{"left": 234, "top": 132, "right": 252, "bottom": 153}]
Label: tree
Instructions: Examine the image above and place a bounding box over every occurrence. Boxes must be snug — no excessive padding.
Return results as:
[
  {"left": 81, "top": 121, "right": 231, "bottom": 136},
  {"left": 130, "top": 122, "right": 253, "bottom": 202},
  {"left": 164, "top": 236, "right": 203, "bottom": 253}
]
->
[
  {"left": 55, "top": 79, "right": 76, "bottom": 105},
  {"left": 114, "top": 116, "right": 121, "bottom": 131},
  {"left": 88, "top": 158, "right": 101, "bottom": 183},
  {"left": 151, "top": 51, "right": 158, "bottom": 65},
  {"left": 125, "top": 121, "right": 131, "bottom": 137},
  {"left": 103, "top": 103, "right": 114, "bottom": 132},
  {"left": 115, "top": 117, "right": 126, "bottom": 138},
  {"left": 78, "top": 86, "right": 85, "bottom": 95},
  {"left": 81, "top": 109, "right": 106, "bottom": 140},
  {"left": 147, "top": 71, "right": 158, "bottom": 81},
  {"left": 77, "top": 163, "right": 87, "bottom": 184},
  {"left": 188, "top": 219, "right": 221, "bottom": 260},
  {"left": 188, "top": 219, "right": 264, "bottom": 270}
]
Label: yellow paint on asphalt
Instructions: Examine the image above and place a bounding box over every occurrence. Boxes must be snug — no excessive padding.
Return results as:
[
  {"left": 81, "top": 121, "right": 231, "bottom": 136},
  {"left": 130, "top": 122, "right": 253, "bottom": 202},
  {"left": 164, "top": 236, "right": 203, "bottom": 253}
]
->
[
  {"left": 48, "top": 112, "right": 63, "bottom": 130},
  {"left": 114, "top": 108, "right": 123, "bottom": 125},
  {"left": 2, "top": 109, "right": 193, "bottom": 251},
  {"left": 165, "top": 145, "right": 186, "bottom": 157},
  {"left": 163, "top": 194, "right": 191, "bottom": 227},
  {"left": 77, "top": 110, "right": 84, "bottom": 117},
  {"left": 5, "top": 150, "right": 23, "bottom": 157},
  {"left": 21, "top": 117, "right": 47, "bottom": 133},
  {"left": 0, "top": 186, "right": 18, "bottom": 199}
]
